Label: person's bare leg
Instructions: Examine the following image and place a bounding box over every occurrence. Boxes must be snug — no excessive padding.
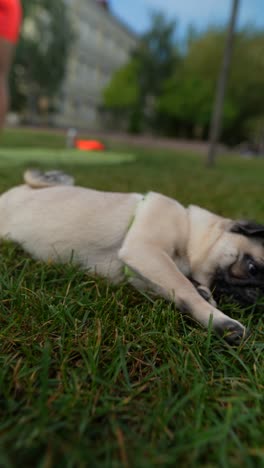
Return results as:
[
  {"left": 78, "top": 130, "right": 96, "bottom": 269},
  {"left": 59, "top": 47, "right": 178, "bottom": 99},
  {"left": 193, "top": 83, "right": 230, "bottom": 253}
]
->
[
  {"left": 0, "top": 74, "right": 8, "bottom": 127},
  {"left": 0, "top": 39, "right": 15, "bottom": 128}
]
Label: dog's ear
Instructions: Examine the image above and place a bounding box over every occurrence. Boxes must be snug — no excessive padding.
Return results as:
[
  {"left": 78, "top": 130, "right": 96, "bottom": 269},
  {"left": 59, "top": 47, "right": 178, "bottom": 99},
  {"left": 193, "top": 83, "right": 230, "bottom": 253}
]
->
[{"left": 230, "top": 221, "right": 264, "bottom": 238}]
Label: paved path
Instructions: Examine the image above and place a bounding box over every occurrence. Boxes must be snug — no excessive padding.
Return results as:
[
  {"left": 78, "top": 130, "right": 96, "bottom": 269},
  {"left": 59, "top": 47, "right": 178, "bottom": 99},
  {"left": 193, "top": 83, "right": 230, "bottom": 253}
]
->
[
  {"left": 9, "top": 125, "right": 227, "bottom": 155},
  {"left": 94, "top": 132, "right": 211, "bottom": 154}
]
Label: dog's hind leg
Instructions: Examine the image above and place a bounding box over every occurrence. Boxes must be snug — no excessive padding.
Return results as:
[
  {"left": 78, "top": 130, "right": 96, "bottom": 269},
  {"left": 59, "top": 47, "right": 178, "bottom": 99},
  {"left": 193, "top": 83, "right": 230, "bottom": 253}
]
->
[{"left": 24, "top": 169, "right": 75, "bottom": 188}]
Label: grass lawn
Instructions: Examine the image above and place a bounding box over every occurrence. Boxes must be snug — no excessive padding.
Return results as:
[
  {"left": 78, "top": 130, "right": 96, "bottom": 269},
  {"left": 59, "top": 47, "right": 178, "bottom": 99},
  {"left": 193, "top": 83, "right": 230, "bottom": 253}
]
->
[
  {"left": 0, "top": 148, "right": 135, "bottom": 169},
  {"left": 0, "top": 128, "right": 264, "bottom": 467}
]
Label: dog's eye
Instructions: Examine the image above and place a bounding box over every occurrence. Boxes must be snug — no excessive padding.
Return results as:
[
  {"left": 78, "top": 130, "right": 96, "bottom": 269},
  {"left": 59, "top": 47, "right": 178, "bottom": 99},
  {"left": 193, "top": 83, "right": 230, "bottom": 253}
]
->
[{"left": 248, "top": 262, "right": 258, "bottom": 276}]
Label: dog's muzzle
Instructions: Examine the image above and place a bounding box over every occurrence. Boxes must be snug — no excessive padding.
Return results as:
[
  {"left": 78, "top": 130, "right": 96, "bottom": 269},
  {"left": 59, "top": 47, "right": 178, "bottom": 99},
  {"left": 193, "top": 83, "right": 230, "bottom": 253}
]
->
[{"left": 212, "top": 268, "right": 264, "bottom": 309}]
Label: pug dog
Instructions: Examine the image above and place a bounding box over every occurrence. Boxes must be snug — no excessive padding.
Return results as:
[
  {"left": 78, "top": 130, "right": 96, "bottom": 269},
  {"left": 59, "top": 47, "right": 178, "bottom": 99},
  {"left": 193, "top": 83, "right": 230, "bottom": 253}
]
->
[{"left": 0, "top": 169, "right": 263, "bottom": 345}]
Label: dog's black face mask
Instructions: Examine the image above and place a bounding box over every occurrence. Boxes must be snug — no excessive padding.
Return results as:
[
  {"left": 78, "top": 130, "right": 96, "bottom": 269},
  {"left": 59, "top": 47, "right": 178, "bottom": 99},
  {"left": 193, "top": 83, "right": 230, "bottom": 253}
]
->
[
  {"left": 212, "top": 264, "right": 264, "bottom": 307},
  {"left": 212, "top": 221, "right": 264, "bottom": 307}
]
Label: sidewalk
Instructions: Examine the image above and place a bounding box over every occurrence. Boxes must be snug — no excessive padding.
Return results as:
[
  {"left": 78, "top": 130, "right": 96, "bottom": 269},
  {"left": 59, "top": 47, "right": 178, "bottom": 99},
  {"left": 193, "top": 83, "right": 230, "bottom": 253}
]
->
[{"left": 11, "top": 125, "right": 219, "bottom": 154}]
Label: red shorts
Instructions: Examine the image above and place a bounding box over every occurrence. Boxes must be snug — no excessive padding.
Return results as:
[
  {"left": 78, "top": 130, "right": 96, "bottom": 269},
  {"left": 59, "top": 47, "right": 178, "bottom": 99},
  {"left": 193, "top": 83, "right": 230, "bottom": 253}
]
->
[{"left": 0, "top": 0, "right": 22, "bottom": 44}]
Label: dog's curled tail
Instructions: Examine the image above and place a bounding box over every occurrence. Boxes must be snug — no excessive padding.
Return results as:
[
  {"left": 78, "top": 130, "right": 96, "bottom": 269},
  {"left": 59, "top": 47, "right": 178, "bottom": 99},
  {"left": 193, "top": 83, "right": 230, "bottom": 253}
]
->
[{"left": 24, "top": 169, "right": 75, "bottom": 189}]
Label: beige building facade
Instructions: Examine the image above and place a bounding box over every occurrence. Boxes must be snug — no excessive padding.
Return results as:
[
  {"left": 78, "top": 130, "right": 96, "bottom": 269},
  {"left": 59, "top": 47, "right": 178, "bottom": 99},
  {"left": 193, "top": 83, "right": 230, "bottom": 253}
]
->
[{"left": 53, "top": 0, "right": 137, "bottom": 129}]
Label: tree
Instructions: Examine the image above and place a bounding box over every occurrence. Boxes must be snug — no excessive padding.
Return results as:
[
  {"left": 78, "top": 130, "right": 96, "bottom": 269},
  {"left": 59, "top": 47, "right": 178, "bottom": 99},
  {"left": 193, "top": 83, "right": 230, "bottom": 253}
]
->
[
  {"left": 104, "top": 61, "right": 140, "bottom": 110},
  {"left": 103, "top": 59, "right": 140, "bottom": 131},
  {"left": 158, "top": 27, "right": 264, "bottom": 143},
  {"left": 104, "top": 10, "right": 264, "bottom": 143},
  {"left": 10, "top": 0, "right": 72, "bottom": 117},
  {"left": 207, "top": 0, "right": 240, "bottom": 167},
  {"left": 158, "top": 30, "right": 237, "bottom": 138},
  {"left": 103, "top": 12, "right": 180, "bottom": 133}
]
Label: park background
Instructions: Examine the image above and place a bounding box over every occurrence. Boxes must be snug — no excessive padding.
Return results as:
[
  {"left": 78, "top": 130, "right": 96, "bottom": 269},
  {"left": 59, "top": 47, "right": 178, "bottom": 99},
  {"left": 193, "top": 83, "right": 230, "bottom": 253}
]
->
[{"left": 1, "top": 1, "right": 264, "bottom": 467}]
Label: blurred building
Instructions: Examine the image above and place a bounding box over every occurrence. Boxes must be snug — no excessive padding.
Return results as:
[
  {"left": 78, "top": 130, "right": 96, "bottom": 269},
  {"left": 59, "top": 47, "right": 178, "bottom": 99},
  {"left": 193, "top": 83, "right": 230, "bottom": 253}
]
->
[{"left": 53, "top": 0, "right": 137, "bottom": 130}]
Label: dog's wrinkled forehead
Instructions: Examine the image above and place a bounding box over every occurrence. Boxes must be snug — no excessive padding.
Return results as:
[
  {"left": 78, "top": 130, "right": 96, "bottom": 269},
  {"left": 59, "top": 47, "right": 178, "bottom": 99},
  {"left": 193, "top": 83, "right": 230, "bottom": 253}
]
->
[{"left": 229, "top": 220, "right": 264, "bottom": 266}]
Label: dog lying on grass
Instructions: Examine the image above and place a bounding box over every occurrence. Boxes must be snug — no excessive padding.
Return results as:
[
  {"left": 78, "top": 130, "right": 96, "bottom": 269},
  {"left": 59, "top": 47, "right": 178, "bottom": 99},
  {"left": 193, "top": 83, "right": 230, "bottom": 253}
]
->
[{"left": 0, "top": 169, "right": 263, "bottom": 345}]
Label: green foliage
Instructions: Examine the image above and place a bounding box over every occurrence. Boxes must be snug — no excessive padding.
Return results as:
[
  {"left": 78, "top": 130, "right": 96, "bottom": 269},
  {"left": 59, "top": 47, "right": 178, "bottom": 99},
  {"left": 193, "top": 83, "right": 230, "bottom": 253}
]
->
[
  {"left": 0, "top": 129, "right": 264, "bottom": 466},
  {"left": 134, "top": 12, "right": 180, "bottom": 98},
  {"left": 160, "top": 28, "right": 264, "bottom": 142},
  {"left": 227, "top": 31, "right": 264, "bottom": 141},
  {"left": 159, "top": 30, "right": 239, "bottom": 138},
  {"left": 104, "top": 20, "right": 264, "bottom": 144},
  {"left": 10, "top": 0, "right": 72, "bottom": 112},
  {"left": 103, "top": 12, "right": 180, "bottom": 133},
  {"left": 104, "top": 60, "right": 140, "bottom": 109}
]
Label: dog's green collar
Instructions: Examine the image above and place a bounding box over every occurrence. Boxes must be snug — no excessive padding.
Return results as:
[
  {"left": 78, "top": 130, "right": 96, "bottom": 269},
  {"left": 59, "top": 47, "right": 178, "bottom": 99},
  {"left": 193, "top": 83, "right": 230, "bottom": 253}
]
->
[
  {"left": 124, "top": 264, "right": 136, "bottom": 279},
  {"left": 123, "top": 195, "right": 145, "bottom": 280}
]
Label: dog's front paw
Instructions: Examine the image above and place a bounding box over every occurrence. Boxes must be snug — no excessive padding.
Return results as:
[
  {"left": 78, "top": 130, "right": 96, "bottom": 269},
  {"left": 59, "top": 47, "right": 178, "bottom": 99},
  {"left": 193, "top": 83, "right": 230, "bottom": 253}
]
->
[
  {"left": 197, "top": 285, "right": 217, "bottom": 307},
  {"left": 215, "top": 319, "right": 249, "bottom": 345}
]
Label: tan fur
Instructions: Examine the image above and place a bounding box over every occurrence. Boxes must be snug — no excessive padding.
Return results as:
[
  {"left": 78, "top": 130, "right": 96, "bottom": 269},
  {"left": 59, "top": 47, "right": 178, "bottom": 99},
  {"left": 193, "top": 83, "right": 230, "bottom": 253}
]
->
[{"left": 0, "top": 170, "right": 263, "bottom": 344}]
